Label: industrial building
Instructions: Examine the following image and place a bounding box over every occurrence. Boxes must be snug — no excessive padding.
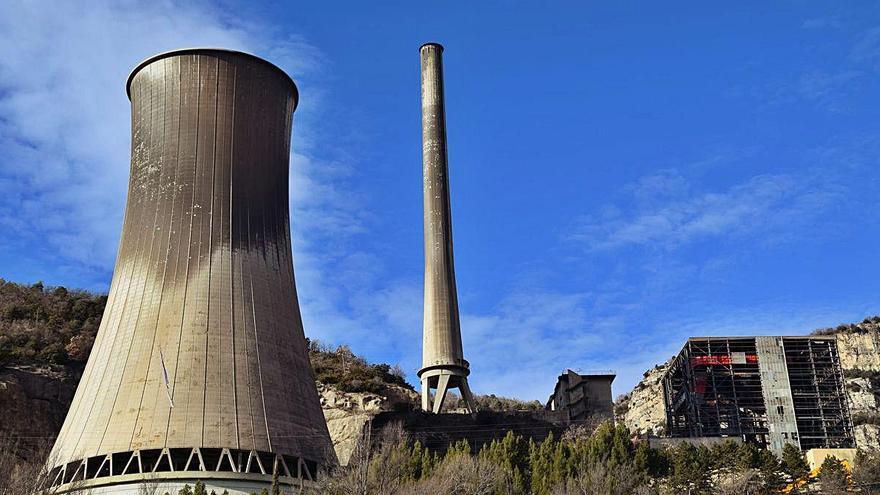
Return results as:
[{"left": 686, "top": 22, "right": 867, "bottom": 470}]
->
[
  {"left": 46, "top": 49, "right": 333, "bottom": 494},
  {"left": 663, "top": 336, "right": 854, "bottom": 456},
  {"left": 545, "top": 370, "right": 615, "bottom": 423}
]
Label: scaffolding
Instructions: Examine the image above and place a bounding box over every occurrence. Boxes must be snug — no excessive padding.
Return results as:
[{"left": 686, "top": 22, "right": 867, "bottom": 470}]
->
[
  {"left": 782, "top": 337, "right": 854, "bottom": 450},
  {"left": 663, "top": 336, "right": 854, "bottom": 452},
  {"left": 664, "top": 337, "right": 768, "bottom": 443}
]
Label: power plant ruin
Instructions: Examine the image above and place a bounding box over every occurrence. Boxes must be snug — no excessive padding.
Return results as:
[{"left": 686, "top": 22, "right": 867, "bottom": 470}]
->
[
  {"left": 663, "top": 336, "right": 855, "bottom": 456},
  {"left": 46, "top": 49, "right": 333, "bottom": 494},
  {"left": 417, "top": 43, "right": 477, "bottom": 414},
  {"left": 30, "top": 40, "right": 871, "bottom": 494}
]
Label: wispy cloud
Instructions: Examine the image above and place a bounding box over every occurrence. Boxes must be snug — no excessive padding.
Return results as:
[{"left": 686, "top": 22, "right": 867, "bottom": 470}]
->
[
  {"left": 801, "top": 16, "right": 844, "bottom": 30},
  {"left": 0, "top": 1, "right": 322, "bottom": 284},
  {"left": 0, "top": 0, "right": 428, "bottom": 386},
  {"left": 462, "top": 290, "right": 600, "bottom": 400},
  {"left": 568, "top": 170, "right": 844, "bottom": 251},
  {"left": 850, "top": 26, "right": 880, "bottom": 69}
]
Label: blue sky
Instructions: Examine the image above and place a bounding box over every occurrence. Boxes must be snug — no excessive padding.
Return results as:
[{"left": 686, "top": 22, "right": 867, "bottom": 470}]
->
[{"left": 0, "top": 1, "right": 878, "bottom": 400}]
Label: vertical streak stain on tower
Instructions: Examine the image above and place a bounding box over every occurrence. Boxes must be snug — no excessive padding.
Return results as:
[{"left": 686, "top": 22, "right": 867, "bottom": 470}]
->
[
  {"left": 47, "top": 49, "right": 333, "bottom": 492},
  {"left": 418, "top": 43, "right": 477, "bottom": 414}
]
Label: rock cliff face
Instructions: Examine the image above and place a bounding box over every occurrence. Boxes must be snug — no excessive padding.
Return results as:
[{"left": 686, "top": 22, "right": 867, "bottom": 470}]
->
[
  {"left": 318, "top": 383, "right": 418, "bottom": 465},
  {"left": 618, "top": 317, "right": 880, "bottom": 451},
  {"left": 838, "top": 331, "right": 880, "bottom": 371},
  {"left": 834, "top": 319, "right": 880, "bottom": 450},
  {"left": 0, "top": 365, "right": 80, "bottom": 459},
  {"left": 618, "top": 364, "right": 668, "bottom": 436}
]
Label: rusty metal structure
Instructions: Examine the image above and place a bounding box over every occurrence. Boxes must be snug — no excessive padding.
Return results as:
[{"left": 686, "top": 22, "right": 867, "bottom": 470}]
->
[
  {"left": 417, "top": 43, "right": 477, "bottom": 414},
  {"left": 46, "top": 49, "right": 333, "bottom": 494},
  {"left": 663, "top": 336, "right": 854, "bottom": 456}
]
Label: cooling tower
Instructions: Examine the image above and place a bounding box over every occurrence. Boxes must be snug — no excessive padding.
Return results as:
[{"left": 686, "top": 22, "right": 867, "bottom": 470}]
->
[
  {"left": 417, "top": 43, "right": 477, "bottom": 414},
  {"left": 46, "top": 49, "right": 333, "bottom": 494}
]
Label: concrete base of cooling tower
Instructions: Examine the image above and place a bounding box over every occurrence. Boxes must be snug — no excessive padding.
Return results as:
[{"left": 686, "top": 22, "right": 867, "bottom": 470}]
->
[{"left": 55, "top": 473, "right": 316, "bottom": 495}]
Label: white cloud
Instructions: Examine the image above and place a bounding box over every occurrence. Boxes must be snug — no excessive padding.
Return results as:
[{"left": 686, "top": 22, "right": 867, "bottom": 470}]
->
[
  {"left": 568, "top": 170, "right": 845, "bottom": 251},
  {"left": 0, "top": 1, "right": 299, "bottom": 276},
  {"left": 0, "top": 0, "right": 427, "bottom": 388}
]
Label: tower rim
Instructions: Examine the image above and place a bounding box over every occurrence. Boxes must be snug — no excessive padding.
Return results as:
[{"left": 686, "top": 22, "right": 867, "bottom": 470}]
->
[
  {"left": 126, "top": 47, "right": 299, "bottom": 108},
  {"left": 417, "top": 361, "right": 470, "bottom": 379}
]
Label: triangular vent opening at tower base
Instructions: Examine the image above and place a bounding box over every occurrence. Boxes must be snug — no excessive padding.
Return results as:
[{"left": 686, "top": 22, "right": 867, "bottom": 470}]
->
[
  {"left": 281, "top": 455, "right": 299, "bottom": 477},
  {"left": 111, "top": 452, "right": 130, "bottom": 476},
  {"left": 201, "top": 448, "right": 222, "bottom": 471},
  {"left": 230, "top": 449, "right": 249, "bottom": 472},
  {"left": 153, "top": 450, "right": 173, "bottom": 472},
  {"left": 257, "top": 451, "right": 276, "bottom": 475},
  {"left": 245, "top": 450, "right": 264, "bottom": 474},
  {"left": 64, "top": 460, "right": 84, "bottom": 484},
  {"left": 303, "top": 459, "right": 318, "bottom": 481},
  {"left": 216, "top": 449, "right": 236, "bottom": 472},
  {"left": 48, "top": 466, "right": 62, "bottom": 486},
  {"left": 170, "top": 448, "right": 191, "bottom": 471},
  {"left": 140, "top": 449, "right": 161, "bottom": 472},
  {"left": 84, "top": 455, "right": 104, "bottom": 479},
  {"left": 184, "top": 449, "right": 205, "bottom": 471},
  {"left": 93, "top": 456, "right": 111, "bottom": 479}
]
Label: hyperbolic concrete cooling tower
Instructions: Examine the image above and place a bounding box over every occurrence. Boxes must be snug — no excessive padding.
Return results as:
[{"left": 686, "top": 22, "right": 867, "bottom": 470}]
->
[
  {"left": 417, "top": 43, "right": 477, "bottom": 414},
  {"left": 46, "top": 49, "right": 333, "bottom": 494}
]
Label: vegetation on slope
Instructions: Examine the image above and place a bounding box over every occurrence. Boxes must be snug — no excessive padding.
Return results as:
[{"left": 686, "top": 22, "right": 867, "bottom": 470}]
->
[
  {"left": 0, "top": 280, "right": 104, "bottom": 366},
  {"left": 307, "top": 338, "right": 412, "bottom": 394},
  {"left": 811, "top": 315, "right": 880, "bottom": 336},
  {"left": 0, "top": 279, "right": 542, "bottom": 413},
  {"left": 320, "top": 421, "right": 880, "bottom": 494}
]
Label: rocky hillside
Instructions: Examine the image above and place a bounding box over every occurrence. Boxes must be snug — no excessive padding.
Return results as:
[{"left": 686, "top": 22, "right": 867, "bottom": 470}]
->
[
  {"left": 615, "top": 363, "right": 668, "bottom": 436},
  {"left": 617, "top": 316, "right": 880, "bottom": 450},
  {"left": 0, "top": 280, "right": 424, "bottom": 464},
  {"left": 318, "top": 382, "right": 419, "bottom": 464},
  {"left": 820, "top": 317, "right": 880, "bottom": 450}
]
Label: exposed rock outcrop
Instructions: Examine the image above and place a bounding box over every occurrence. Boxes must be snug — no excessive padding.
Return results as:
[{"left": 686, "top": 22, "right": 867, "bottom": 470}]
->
[
  {"left": 0, "top": 365, "right": 80, "bottom": 459},
  {"left": 618, "top": 364, "right": 668, "bottom": 436},
  {"left": 318, "top": 383, "right": 418, "bottom": 464},
  {"left": 838, "top": 332, "right": 880, "bottom": 371}
]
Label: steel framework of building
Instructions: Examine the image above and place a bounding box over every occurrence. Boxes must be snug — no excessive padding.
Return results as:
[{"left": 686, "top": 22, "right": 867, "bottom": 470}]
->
[{"left": 663, "top": 336, "right": 853, "bottom": 455}]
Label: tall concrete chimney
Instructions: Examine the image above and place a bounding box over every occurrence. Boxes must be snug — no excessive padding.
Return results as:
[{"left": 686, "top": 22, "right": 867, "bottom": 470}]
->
[
  {"left": 417, "top": 43, "right": 477, "bottom": 414},
  {"left": 46, "top": 49, "right": 333, "bottom": 494}
]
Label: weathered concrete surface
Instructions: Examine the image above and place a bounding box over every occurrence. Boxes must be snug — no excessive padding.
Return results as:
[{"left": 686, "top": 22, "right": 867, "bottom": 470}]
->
[
  {"left": 49, "top": 49, "right": 333, "bottom": 475},
  {"left": 418, "top": 43, "right": 476, "bottom": 414}
]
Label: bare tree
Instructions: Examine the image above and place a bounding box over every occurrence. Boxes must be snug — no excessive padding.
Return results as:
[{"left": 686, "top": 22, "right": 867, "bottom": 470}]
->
[
  {"left": 317, "top": 423, "right": 414, "bottom": 495},
  {"left": 713, "top": 469, "right": 764, "bottom": 495},
  {"left": 410, "top": 453, "right": 505, "bottom": 495},
  {"left": 551, "top": 461, "right": 653, "bottom": 495},
  {"left": 138, "top": 475, "right": 163, "bottom": 495},
  {"left": 0, "top": 438, "right": 64, "bottom": 495}
]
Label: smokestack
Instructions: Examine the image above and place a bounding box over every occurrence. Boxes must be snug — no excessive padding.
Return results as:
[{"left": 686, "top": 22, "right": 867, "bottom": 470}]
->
[
  {"left": 417, "top": 43, "right": 477, "bottom": 414},
  {"left": 46, "top": 49, "right": 334, "bottom": 493}
]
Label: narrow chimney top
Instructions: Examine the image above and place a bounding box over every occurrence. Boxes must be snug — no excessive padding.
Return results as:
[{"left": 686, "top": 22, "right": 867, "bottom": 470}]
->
[{"left": 419, "top": 42, "right": 444, "bottom": 52}]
